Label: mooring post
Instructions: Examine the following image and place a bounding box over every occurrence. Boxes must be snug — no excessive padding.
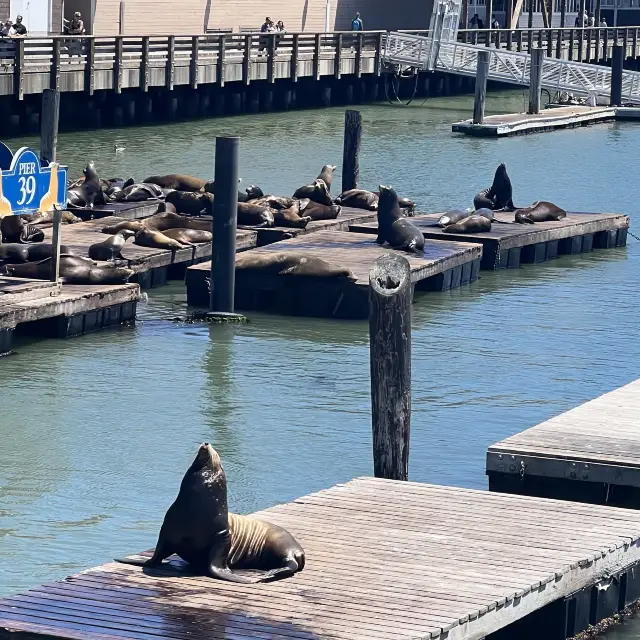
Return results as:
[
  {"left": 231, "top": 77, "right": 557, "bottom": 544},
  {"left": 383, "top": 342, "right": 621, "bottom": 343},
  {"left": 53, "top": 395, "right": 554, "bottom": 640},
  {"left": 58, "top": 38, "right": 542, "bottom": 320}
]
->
[
  {"left": 473, "top": 50, "right": 490, "bottom": 125},
  {"left": 528, "top": 47, "right": 544, "bottom": 114},
  {"left": 369, "top": 253, "right": 411, "bottom": 481},
  {"left": 209, "top": 136, "right": 242, "bottom": 319},
  {"left": 610, "top": 44, "right": 624, "bottom": 106},
  {"left": 50, "top": 207, "right": 62, "bottom": 283},
  {"left": 40, "top": 88, "right": 60, "bottom": 165},
  {"left": 342, "top": 109, "right": 361, "bottom": 193}
]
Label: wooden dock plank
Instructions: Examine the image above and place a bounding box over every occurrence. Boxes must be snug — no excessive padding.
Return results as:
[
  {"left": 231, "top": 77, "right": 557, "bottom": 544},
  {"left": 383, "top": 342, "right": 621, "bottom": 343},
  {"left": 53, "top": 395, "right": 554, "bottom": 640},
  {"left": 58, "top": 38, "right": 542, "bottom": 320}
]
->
[
  {"left": 487, "top": 379, "right": 640, "bottom": 501},
  {"left": 185, "top": 231, "right": 483, "bottom": 318},
  {"left": 66, "top": 201, "right": 162, "bottom": 222},
  {"left": 4, "top": 477, "right": 640, "bottom": 640},
  {"left": 349, "top": 211, "right": 629, "bottom": 269}
]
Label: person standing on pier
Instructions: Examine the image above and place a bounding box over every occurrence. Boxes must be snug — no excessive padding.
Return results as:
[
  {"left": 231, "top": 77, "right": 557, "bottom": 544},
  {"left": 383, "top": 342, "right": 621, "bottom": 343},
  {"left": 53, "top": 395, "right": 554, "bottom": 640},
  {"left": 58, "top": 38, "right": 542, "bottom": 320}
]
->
[
  {"left": 575, "top": 9, "right": 588, "bottom": 26},
  {"left": 11, "top": 15, "right": 26, "bottom": 35},
  {"left": 69, "top": 12, "right": 85, "bottom": 34},
  {"left": 351, "top": 12, "right": 363, "bottom": 31}
]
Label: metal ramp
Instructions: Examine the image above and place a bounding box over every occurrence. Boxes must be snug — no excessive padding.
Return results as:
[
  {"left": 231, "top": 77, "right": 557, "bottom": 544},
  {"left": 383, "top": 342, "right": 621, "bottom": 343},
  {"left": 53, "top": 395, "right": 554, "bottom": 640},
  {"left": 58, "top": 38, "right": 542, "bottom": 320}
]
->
[{"left": 382, "top": 2, "right": 640, "bottom": 104}]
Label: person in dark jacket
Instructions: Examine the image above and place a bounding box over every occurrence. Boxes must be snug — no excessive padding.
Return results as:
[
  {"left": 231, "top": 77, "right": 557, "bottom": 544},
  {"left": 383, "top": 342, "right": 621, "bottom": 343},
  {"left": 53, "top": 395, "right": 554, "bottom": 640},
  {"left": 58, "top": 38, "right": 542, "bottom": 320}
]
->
[{"left": 351, "top": 13, "right": 363, "bottom": 31}]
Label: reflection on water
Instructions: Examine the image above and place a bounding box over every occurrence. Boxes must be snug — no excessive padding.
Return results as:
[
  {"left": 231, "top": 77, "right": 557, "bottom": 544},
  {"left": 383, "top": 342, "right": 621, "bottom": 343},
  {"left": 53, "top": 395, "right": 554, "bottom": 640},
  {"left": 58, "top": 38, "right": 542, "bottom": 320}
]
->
[{"left": 1, "top": 93, "right": 639, "bottom": 640}]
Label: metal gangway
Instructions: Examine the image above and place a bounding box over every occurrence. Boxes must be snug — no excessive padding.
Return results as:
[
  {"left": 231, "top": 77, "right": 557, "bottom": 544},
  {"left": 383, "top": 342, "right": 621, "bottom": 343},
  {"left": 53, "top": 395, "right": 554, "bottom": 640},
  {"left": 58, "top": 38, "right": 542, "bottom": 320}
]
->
[{"left": 382, "top": 0, "right": 640, "bottom": 104}]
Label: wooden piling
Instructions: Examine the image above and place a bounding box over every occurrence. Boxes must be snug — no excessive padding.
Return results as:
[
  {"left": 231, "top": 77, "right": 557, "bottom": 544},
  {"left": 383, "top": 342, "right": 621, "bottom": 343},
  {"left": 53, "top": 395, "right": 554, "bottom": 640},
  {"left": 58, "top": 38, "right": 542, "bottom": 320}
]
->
[
  {"left": 50, "top": 208, "right": 62, "bottom": 283},
  {"left": 369, "top": 253, "right": 411, "bottom": 481},
  {"left": 210, "top": 137, "right": 239, "bottom": 314},
  {"left": 40, "top": 88, "right": 60, "bottom": 165},
  {"left": 473, "top": 50, "right": 490, "bottom": 125},
  {"left": 341, "top": 109, "right": 362, "bottom": 193},
  {"left": 611, "top": 44, "right": 624, "bottom": 106},
  {"left": 528, "top": 47, "right": 544, "bottom": 114}
]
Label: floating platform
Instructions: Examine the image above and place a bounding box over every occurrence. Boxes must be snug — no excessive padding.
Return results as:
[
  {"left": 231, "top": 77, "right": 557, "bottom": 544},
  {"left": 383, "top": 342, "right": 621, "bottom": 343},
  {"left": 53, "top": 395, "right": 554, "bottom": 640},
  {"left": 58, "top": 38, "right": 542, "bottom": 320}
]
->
[
  {"left": 0, "top": 276, "right": 139, "bottom": 355},
  {"left": 4, "top": 477, "right": 640, "bottom": 640},
  {"left": 350, "top": 211, "right": 629, "bottom": 270},
  {"left": 186, "top": 231, "right": 482, "bottom": 318},
  {"left": 65, "top": 201, "right": 162, "bottom": 222},
  {"left": 487, "top": 379, "right": 640, "bottom": 509},
  {"left": 41, "top": 217, "right": 258, "bottom": 289}
]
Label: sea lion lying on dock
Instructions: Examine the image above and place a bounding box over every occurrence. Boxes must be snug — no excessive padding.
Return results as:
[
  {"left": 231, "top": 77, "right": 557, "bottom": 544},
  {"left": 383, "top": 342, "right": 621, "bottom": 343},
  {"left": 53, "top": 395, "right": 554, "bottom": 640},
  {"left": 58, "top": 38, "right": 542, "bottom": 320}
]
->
[
  {"left": 442, "top": 214, "right": 492, "bottom": 234},
  {"left": 272, "top": 202, "right": 312, "bottom": 229},
  {"left": 1, "top": 216, "right": 45, "bottom": 244},
  {"left": 237, "top": 203, "right": 275, "bottom": 228},
  {"left": 473, "top": 163, "right": 516, "bottom": 212},
  {"left": 514, "top": 201, "right": 567, "bottom": 224},
  {"left": 112, "top": 183, "right": 164, "bottom": 202},
  {"left": 376, "top": 185, "right": 424, "bottom": 254},
  {"left": 299, "top": 199, "right": 341, "bottom": 221},
  {"left": 116, "top": 443, "right": 305, "bottom": 583},
  {"left": 236, "top": 252, "right": 357, "bottom": 280},
  {"left": 141, "top": 212, "right": 212, "bottom": 233},
  {"left": 293, "top": 179, "right": 333, "bottom": 206},
  {"left": 134, "top": 227, "right": 191, "bottom": 251},
  {"left": 201, "top": 181, "right": 259, "bottom": 202},
  {"left": 437, "top": 209, "right": 471, "bottom": 227},
  {"left": 143, "top": 174, "right": 207, "bottom": 191},
  {"left": 165, "top": 191, "right": 214, "bottom": 216},
  {"left": 162, "top": 228, "right": 213, "bottom": 244},
  {"left": 335, "top": 189, "right": 379, "bottom": 211},
  {"left": 251, "top": 195, "right": 296, "bottom": 210}
]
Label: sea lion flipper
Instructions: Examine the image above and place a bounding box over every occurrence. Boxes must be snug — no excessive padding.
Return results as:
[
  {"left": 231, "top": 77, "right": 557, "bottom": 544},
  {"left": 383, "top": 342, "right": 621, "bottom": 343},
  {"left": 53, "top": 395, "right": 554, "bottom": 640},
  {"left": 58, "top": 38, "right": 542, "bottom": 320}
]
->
[
  {"left": 375, "top": 234, "right": 385, "bottom": 245},
  {"left": 207, "top": 565, "right": 258, "bottom": 584}
]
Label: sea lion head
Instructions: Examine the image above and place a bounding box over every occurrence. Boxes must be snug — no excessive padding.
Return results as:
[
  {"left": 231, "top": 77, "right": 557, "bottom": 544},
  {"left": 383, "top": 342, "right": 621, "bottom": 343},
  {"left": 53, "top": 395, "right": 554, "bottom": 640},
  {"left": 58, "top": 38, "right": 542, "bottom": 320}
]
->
[
  {"left": 515, "top": 212, "right": 534, "bottom": 224},
  {"left": 322, "top": 164, "right": 337, "bottom": 173},
  {"left": 245, "top": 185, "right": 264, "bottom": 200},
  {"left": 315, "top": 179, "right": 329, "bottom": 196},
  {"left": 117, "top": 229, "right": 136, "bottom": 240},
  {"left": 184, "top": 443, "right": 225, "bottom": 490},
  {"left": 378, "top": 184, "right": 398, "bottom": 209},
  {"left": 83, "top": 162, "right": 98, "bottom": 181}
]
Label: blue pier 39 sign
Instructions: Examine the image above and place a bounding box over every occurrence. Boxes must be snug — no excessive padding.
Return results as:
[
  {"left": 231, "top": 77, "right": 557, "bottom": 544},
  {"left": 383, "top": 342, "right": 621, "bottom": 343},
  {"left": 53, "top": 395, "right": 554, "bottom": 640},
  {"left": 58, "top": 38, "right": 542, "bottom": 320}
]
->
[{"left": 0, "top": 145, "right": 68, "bottom": 216}]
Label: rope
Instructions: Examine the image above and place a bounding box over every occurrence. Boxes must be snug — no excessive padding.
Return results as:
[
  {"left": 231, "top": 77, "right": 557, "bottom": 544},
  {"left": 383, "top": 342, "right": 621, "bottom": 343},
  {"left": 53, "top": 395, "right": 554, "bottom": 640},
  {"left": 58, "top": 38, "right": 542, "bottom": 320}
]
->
[
  {"left": 384, "top": 65, "right": 420, "bottom": 106},
  {"left": 628, "top": 230, "right": 640, "bottom": 242}
]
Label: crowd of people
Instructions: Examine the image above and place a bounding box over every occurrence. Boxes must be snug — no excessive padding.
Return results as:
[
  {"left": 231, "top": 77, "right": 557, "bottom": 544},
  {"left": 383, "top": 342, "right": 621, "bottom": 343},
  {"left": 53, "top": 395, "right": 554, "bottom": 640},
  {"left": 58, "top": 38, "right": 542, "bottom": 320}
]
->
[
  {"left": 0, "top": 15, "right": 27, "bottom": 37},
  {"left": 260, "top": 17, "right": 287, "bottom": 33},
  {"left": 574, "top": 9, "right": 607, "bottom": 26}
]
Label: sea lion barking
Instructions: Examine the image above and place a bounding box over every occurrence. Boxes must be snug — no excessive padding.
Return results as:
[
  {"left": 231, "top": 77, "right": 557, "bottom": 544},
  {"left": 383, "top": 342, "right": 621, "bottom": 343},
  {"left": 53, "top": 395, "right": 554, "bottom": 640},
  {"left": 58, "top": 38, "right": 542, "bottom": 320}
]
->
[
  {"left": 473, "top": 163, "right": 515, "bottom": 212},
  {"left": 376, "top": 185, "right": 424, "bottom": 254},
  {"left": 116, "top": 443, "right": 305, "bottom": 583}
]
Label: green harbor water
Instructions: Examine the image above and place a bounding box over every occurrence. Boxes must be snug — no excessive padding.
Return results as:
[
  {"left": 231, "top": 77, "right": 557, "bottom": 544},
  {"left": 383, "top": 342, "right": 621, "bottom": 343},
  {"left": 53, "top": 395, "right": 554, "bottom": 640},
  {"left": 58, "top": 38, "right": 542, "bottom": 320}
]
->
[{"left": 1, "top": 90, "right": 640, "bottom": 632}]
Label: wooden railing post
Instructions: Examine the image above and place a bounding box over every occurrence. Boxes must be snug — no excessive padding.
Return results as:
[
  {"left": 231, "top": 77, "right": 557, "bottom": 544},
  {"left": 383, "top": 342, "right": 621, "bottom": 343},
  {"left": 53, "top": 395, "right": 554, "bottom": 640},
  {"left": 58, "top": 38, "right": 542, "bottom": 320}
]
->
[
  {"left": 569, "top": 28, "right": 575, "bottom": 60},
  {"left": 50, "top": 207, "right": 62, "bottom": 284},
  {"left": 141, "top": 36, "right": 149, "bottom": 92},
  {"left": 578, "top": 26, "right": 585, "bottom": 62},
  {"left": 587, "top": 28, "right": 592, "bottom": 62},
  {"left": 114, "top": 35, "right": 123, "bottom": 93},
  {"left": 84, "top": 38, "right": 95, "bottom": 95},
  {"left": 375, "top": 32, "right": 383, "bottom": 76},
  {"left": 14, "top": 38, "right": 24, "bottom": 100},
  {"left": 166, "top": 35, "right": 175, "bottom": 90},
  {"left": 40, "top": 88, "right": 60, "bottom": 165},
  {"left": 342, "top": 109, "right": 361, "bottom": 193},
  {"left": 610, "top": 44, "right": 623, "bottom": 106},
  {"left": 217, "top": 34, "right": 226, "bottom": 86},
  {"left": 547, "top": 28, "right": 553, "bottom": 56},
  {"left": 50, "top": 39, "right": 61, "bottom": 91},
  {"left": 604, "top": 28, "right": 609, "bottom": 62},
  {"left": 369, "top": 253, "right": 411, "bottom": 482},
  {"left": 473, "top": 49, "right": 490, "bottom": 124},
  {"left": 190, "top": 36, "right": 199, "bottom": 89},
  {"left": 314, "top": 33, "right": 321, "bottom": 80},
  {"left": 291, "top": 33, "right": 299, "bottom": 82},
  {"left": 355, "top": 32, "right": 363, "bottom": 77},
  {"left": 486, "top": 0, "right": 494, "bottom": 47},
  {"left": 528, "top": 47, "right": 543, "bottom": 114},
  {"left": 334, "top": 32, "right": 342, "bottom": 78},
  {"left": 517, "top": 29, "right": 523, "bottom": 52},
  {"left": 633, "top": 28, "right": 638, "bottom": 60},
  {"left": 243, "top": 34, "right": 251, "bottom": 85},
  {"left": 267, "top": 33, "right": 276, "bottom": 83},
  {"left": 556, "top": 25, "right": 563, "bottom": 58}
]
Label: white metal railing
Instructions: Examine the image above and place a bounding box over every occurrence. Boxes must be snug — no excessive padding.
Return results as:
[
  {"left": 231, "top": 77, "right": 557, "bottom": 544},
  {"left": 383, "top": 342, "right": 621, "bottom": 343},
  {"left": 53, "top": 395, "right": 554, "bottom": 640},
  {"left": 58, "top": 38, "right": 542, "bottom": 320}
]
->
[{"left": 382, "top": 31, "right": 640, "bottom": 104}]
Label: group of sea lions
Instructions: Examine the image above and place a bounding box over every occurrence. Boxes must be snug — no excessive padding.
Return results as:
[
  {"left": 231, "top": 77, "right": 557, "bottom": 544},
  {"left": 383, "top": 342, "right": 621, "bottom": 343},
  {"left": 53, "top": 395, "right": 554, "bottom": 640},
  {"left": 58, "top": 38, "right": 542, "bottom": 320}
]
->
[
  {"left": 117, "top": 443, "right": 305, "bottom": 584},
  {"left": 435, "top": 163, "right": 567, "bottom": 235}
]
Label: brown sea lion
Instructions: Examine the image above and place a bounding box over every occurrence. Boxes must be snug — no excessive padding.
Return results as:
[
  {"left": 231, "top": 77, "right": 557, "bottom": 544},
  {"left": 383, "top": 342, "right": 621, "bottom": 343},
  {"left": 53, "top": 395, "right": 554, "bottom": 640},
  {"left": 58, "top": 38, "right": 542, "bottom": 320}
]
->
[
  {"left": 134, "top": 227, "right": 190, "bottom": 251},
  {"left": 317, "top": 164, "right": 337, "bottom": 191},
  {"left": 89, "top": 230, "right": 136, "bottom": 261},
  {"left": 88, "top": 265, "right": 135, "bottom": 284},
  {"left": 237, "top": 203, "right": 275, "bottom": 228},
  {"left": 22, "top": 211, "right": 81, "bottom": 225},
  {"left": 116, "top": 443, "right": 305, "bottom": 583},
  {"left": 272, "top": 202, "right": 312, "bottom": 229},
  {"left": 102, "top": 220, "right": 145, "bottom": 235},
  {"left": 165, "top": 191, "right": 214, "bottom": 216},
  {"left": 143, "top": 174, "right": 207, "bottom": 191},
  {"left": 251, "top": 195, "right": 296, "bottom": 210},
  {"left": 300, "top": 199, "right": 341, "bottom": 221},
  {"left": 113, "top": 183, "right": 164, "bottom": 202},
  {"left": 80, "top": 162, "right": 103, "bottom": 208},
  {"left": 162, "top": 228, "right": 213, "bottom": 244},
  {"left": 0, "top": 244, "right": 29, "bottom": 262},
  {"left": 236, "top": 252, "right": 357, "bottom": 280},
  {"left": 443, "top": 214, "right": 492, "bottom": 234},
  {"left": 293, "top": 179, "right": 332, "bottom": 206},
  {"left": 336, "top": 189, "right": 379, "bottom": 211},
  {"left": 473, "top": 163, "right": 516, "bottom": 211},
  {"left": 1, "top": 216, "right": 45, "bottom": 244},
  {"left": 514, "top": 201, "right": 567, "bottom": 224},
  {"left": 142, "top": 212, "right": 212, "bottom": 233},
  {"left": 376, "top": 185, "right": 424, "bottom": 254},
  {"left": 156, "top": 201, "right": 177, "bottom": 214},
  {"left": 437, "top": 209, "right": 471, "bottom": 227},
  {"left": 27, "top": 243, "right": 72, "bottom": 262}
]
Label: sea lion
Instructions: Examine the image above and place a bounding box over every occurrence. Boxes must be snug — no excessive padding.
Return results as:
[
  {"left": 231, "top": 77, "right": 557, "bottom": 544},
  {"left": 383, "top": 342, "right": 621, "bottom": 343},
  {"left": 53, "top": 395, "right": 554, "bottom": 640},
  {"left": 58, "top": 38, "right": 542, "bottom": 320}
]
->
[
  {"left": 165, "top": 191, "right": 214, "bottom": 216},
  {"left": 293, "top": 179, "right": 332, "bottom": 206},
  {"left": 134, "top": 227, "right": 189, "bottom": 251},
  {"left": 142, "top": 212, "right": 212, "bottom": 233},
  {"left": 66, "top": 189, "right": 86, "bottom": 208},
  {"left": 88, "top": 265, "right": 135, "bottom": 284},
  {"left": 237, "top": 203, "right": 275, "bottom": 228},
  {"left": 299, "top": 199, "right": 341, "bottom": 221},
  {"left": 23, "top": 210, "right": 81, "bottom": 225},
  {"left": 0, "top": 244, "right": 29, "bottom": 262},
  {"left": 1, "top": 217, "right": 45, "bottom": 244},
  {"left": 272, "top": 203, "right": 312, "bottom": 229},
  {"left": 335, "top": 189, "right": 379, "bottom": 211},
  {"left": 102, "top": 220, "right": 145, "bottom": 235},
  {"left": 27, "top": 243, "right": 72, "bottom": 262},
  {"left": 251, "top": 195, "right": 296, "bottom": 210},
  {"left": 236, "top": 252, "right": 357, "bottom": 281},
  {"left": 514, "top": 201, "right": 567, "bottom": 224},
  {"left": 113, "top": 183, "right": 164, "bottom": 202},
  {"left": 116, "top": 443, "right": 305, "bottom": 583},
  {"left": 473, "top": 163, "right": 516, "bottom": 211},
  {"left": 143, "top": 174, "right": 207, "bottom": 191},
  {"left": 80, "top": 162, "right": 103, "bottom": 208},
  {"left": 437, "top": 209, "right": 471, "bottom": 227},
  {"left": 442, "top": 214, "right": 492, "bottom": 234},
  {"left": 156, "top": 201, "right": 177, "bottom": 214},
  {"left": 397, "top": 196, "right": 417, "bottom": 215},
  {"left": 89, "top": 230, "right": 136, "bottom": 261},
  {"left": 317, "top": 165, "right": 337, "bottom": 191},
  {"left": 203, "top": 181, "right": 263, "bottom": 203},
  {"left": 475, "top": 208, "right": 496, "bottom": 222},
  {"left": 162, "top": 228, "right": 213, "bottom": 244},
  {"left": 376, "top": 185, "right": 424, "bottom": 254}
]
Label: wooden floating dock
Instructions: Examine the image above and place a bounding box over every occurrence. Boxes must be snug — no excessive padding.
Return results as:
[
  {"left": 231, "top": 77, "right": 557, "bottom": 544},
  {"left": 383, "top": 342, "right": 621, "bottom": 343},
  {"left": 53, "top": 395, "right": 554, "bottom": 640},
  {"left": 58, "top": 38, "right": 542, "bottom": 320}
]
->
[
  {"left": 350, "top": 211, "right": 629, "bottom": 270},
  {"left": 186, "top": 231, "right": 482, "bottom": 318},
  {"left": 42, "top": 217, "right": 258, "bottom": 289},
  {"left": 4, "top": 477, "right": 640, "bottom": 639},
  {"left": 65, "top": 201, "right": 162, "bottom": 222},
  {"left": 452, "top": 106, "right": 619, "bottom": 137},
  {"left": 0, "top": 276, "right": 139, "bottom": 355},
  {"left": 487, "top": 378, "right": 640, "bottom": 509}
]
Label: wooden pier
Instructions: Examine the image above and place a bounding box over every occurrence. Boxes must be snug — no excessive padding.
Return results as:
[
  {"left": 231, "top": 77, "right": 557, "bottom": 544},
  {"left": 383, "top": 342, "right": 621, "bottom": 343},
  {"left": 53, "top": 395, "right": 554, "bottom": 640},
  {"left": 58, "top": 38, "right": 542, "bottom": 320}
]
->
[
  {"left": 487, "top": 378, "right": 640, "bottom": 508},
  {"left": 0, "top": 276, "right": 139, "bottom": 355},
  {"left": 66, "top": 201, "right": 162, "bottom": 222},
  {"left": 350, "top": 211, "right": 629, "bottom": 270},
  {"left": 3, "top": 477, "right": 640, "bottom": 639},
  {"left": 42, "top": 216, "right": 257, "bottom": 289},
  {"left": 186, "top": 231, "right": 482, "bottom": 318}
]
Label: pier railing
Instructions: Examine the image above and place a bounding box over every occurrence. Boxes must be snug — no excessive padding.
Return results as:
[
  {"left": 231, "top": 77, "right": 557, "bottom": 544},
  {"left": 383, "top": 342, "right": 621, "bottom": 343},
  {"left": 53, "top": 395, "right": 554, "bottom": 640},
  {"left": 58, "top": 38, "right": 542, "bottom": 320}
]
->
[{"left": 1, "top": 27, "right": 639, "bottom": 99}]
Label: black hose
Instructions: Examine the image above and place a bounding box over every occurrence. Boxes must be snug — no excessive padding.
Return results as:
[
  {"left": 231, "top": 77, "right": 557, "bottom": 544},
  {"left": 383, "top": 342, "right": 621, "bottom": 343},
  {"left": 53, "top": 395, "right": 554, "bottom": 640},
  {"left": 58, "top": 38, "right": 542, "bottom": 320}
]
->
[{"left": 385, "top": 66, "right": 420, "bottom": 106}]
